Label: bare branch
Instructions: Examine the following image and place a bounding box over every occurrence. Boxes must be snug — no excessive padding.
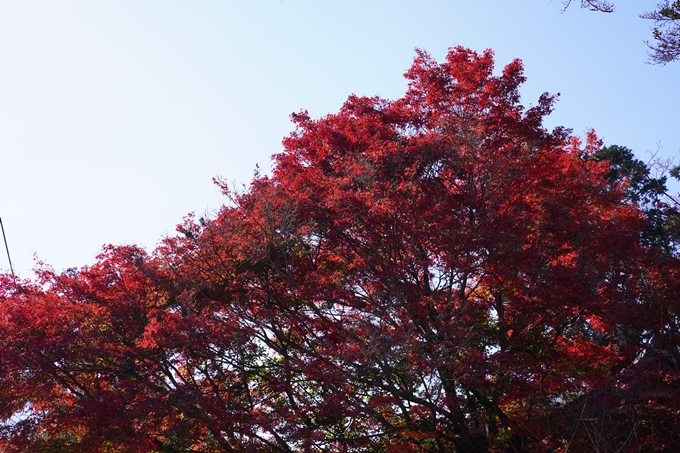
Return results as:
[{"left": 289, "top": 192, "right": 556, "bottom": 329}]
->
[{"left": 561, "top": 0, "right": 615, "bottom": 13}]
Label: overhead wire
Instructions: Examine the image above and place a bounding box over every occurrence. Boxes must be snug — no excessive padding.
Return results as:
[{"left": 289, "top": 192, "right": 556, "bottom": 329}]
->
[{"left": 0, "top": 217, "right": 15, "bottom": 276}]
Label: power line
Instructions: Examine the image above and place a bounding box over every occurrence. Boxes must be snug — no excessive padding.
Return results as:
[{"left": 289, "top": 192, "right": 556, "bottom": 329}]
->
[{"left": 0, "top": 217, "right": 14, "bottom": 276}]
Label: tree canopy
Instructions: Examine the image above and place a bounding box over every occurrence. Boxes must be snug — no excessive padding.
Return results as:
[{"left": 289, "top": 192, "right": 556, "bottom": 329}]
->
[{"left": 1, "top": 47, "right": 679, "bottom": 452}]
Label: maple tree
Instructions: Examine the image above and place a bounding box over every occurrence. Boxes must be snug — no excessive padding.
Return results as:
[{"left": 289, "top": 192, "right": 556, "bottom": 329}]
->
[{"left": 1, "top": 47, "right": 679, "bottom": 452}]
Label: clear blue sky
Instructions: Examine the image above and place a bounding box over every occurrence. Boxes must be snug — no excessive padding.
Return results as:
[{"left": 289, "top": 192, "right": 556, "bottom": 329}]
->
[{"left": 0, "top": 0, "right": 677, "bottom": 276}]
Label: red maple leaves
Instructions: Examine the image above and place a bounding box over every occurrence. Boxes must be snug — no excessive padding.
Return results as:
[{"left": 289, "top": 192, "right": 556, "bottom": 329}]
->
[{"left": 1, "top": 47, "right": 678, "bottom": 452}]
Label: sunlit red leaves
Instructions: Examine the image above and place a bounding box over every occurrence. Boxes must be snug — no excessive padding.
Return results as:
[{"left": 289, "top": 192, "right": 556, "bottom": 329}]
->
[{"left": 0, "top": 46, "right": 678, "bottom": 451}]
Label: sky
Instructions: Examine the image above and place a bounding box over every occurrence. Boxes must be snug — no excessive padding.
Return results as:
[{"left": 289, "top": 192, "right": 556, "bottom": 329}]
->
[{"left": 0, "top": 0, "right": 678, "bottom": 277}]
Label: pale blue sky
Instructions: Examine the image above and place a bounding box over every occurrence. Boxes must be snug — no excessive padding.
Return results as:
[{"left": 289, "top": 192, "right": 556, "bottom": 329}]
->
[{"left": 0, "top": 0, "right": 677, "bottom": 276}]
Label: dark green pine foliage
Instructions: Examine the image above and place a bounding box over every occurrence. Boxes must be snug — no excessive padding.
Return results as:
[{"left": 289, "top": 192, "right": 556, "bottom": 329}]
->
[{"left": 594, "top": 144, "right": 680, "bottom": 255}]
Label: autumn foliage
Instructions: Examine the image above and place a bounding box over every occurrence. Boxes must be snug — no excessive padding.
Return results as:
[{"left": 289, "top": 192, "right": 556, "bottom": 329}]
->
[{"left": 1, "top": 47, "right": 679, "bottom": 452}]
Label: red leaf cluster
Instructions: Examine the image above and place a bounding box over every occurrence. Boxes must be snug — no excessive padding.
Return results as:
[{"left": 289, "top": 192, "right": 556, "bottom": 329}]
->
[{"left": 1, "top": 47, "right": 678, "bottom": 452}]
